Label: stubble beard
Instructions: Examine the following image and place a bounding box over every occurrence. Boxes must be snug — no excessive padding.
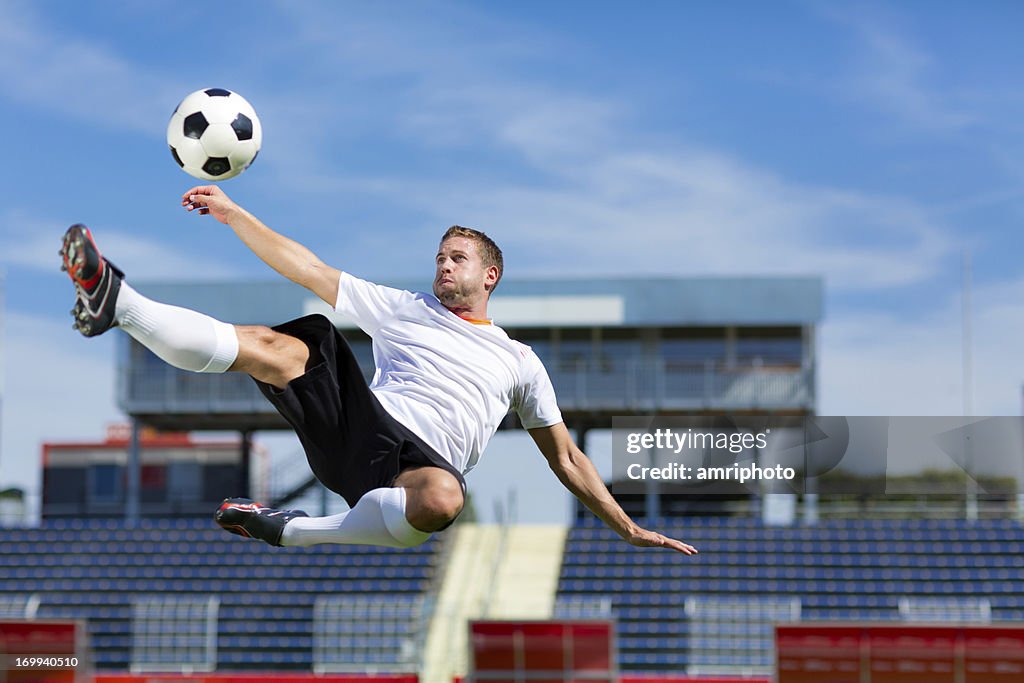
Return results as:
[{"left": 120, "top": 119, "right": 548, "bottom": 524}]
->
[
  {"left": 434, "top": 282, "right": 464, "bottom": 308},
  {"left": 437, "top": 277, "right": 487, "bottom": 313}
]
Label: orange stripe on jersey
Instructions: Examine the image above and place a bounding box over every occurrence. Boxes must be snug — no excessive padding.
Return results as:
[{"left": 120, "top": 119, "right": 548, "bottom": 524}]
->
[{"left": 457, "top": 314, "right": 493, "bottom": 325}]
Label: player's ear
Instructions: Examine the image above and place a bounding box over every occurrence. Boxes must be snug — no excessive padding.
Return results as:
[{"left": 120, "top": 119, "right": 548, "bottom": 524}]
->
[{"left": 484, "top": 265, "right": 499, "bottom": 291}]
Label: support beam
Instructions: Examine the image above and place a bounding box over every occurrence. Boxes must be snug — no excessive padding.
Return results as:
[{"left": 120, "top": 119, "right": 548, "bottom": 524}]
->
[{"left": 125, "top": 419, "right": 141, "bottom": 526}]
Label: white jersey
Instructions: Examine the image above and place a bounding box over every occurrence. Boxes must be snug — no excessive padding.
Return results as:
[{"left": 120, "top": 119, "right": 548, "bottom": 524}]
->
[{"left": 334, "top": 271, "right": 563, "bottom": 474}]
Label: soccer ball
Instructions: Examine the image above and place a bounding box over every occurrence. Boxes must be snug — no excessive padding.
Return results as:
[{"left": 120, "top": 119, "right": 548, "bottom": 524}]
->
[{"left": 167, "top": 88, "right": 262, "bottom": 181}]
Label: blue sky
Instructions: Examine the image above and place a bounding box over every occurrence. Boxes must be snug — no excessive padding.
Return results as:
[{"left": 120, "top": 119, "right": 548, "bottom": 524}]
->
[{"left": 2, "top": 0, "right": 1024, "bottom": 522}]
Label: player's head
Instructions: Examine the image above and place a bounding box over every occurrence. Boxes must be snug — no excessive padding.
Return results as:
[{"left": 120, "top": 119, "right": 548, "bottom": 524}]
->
[{"left": 434, "top": 226, "right": 504, "bottom": 309}]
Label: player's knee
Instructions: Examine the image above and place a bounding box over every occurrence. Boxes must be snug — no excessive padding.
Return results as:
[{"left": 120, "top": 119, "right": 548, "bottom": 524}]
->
[
  {"left": 405, "top": 472, "right": 464, "bottom": 532},
  {"left": 424, "top": 491, "right": 463, "bottom": 529},
  {"left": 236, "top": 325, "right": 280, "bottom": 361},
  {"left": 247, "top": 325, "right": 291, "bottom": 353},
  {"left": 234, "top": 325, "right": 310, "bottom": 386}
]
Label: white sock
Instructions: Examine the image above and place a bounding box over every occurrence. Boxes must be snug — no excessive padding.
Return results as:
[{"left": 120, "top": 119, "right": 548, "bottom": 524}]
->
[
  {"left": 115, "top": 283, "right": 238, "bottom": 373},
  {"left": 280, "top": 487, "right": 431, "bottom": 548}
]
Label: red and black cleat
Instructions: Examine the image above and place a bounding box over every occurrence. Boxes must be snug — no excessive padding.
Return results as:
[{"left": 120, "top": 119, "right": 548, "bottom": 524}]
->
[
  {"left": 60, "top": 224, "right": 124, "bottom": 337},
  {"left": 215, "top": 498, "right": 309, "bottom": 547}
]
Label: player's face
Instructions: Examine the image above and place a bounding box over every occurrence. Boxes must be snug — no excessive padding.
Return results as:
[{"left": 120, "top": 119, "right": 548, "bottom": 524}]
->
[{"left": 434, "top": 237, "right": 493, "bottom": 308}]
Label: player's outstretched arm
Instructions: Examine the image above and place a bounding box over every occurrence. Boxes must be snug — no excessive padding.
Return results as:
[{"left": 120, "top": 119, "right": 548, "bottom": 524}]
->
[
  {"left": 181, "top": 185, "right": 341, "bottom": 306},
  {"left": 528, "top": 423, "right": 698, "bottom": 555}
]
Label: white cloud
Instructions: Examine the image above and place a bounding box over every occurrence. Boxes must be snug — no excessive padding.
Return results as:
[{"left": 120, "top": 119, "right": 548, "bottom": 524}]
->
[
  {"left": 252, "top": 4, "right": 957, "bottom": 294},
  {"left": 310, "top": 145, "right": 954, "bottom": 292}
]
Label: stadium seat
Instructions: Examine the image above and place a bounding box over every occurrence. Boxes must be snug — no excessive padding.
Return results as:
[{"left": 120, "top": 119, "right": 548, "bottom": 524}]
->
[
  {"left": 555, "top": 516, "right": 1024, "bottom": 674},
  {"left": 0, "top": 519, "right": 444, "bottom": 673}
]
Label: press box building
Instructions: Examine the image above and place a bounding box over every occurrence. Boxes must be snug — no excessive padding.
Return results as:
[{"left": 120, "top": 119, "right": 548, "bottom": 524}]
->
[{"left": 42, "top": 276, "right": 823, "bottom": 518}]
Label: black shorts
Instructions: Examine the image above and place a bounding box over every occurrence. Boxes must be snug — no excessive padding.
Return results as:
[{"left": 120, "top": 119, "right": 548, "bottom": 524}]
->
[{"left": 252, "top": 314, "right": 467, "bottom": 510}]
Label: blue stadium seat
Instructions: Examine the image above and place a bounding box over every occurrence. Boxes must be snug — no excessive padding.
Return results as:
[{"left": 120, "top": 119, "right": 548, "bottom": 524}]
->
[
  {"left": 0, "top": 520, "right": 442, "bottom": 673},
  {"left": 557, "top": 516, "right": 1024, "bottom": 674}
]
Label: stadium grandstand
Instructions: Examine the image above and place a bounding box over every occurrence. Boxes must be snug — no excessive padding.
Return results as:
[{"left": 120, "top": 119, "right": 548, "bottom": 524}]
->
[{"left": 3, "top": 275, "right": 1024, "bottom": 683}]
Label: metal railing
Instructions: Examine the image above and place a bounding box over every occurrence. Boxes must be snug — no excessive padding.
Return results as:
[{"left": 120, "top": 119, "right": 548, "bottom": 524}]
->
[
  {"left": 313, "top": 595, "right": 432, "bottom": 674},
  {"left": 684, "top": 595, "right": 801, "bottom": 676},
  {"left": 130, "top": 595, "right": 219, "bottom": 673},
  {"left": 553, "top": 595, "right": 614, "bottom": 620},
  {"left": 0, "top": 593, "right": 40, "bottom": 619},
  {"left": 898, "top": 597, "right": 992, "bottom": 624}
]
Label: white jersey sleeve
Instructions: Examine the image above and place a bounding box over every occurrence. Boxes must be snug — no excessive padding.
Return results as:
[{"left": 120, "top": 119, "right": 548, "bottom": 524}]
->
[
  {"left": 334, "top": 271, "right": 418, "bottom": 335},
  {"left": 514, "top": 348, "right": 563, "bottom": 429}
]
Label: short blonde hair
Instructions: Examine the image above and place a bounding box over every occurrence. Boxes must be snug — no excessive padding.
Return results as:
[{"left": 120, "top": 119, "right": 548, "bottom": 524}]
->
[{"left": 441, "top": 225, "right": 504, "bottom": 292}]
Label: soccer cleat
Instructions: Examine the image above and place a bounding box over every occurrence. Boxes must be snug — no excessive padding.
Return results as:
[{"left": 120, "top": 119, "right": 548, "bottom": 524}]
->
[
  {"left": 215, "top": 498, "right": 309, "bottom": 547},
  {"left": 60, "top": 224, "right": 124, "bottom": 337}
]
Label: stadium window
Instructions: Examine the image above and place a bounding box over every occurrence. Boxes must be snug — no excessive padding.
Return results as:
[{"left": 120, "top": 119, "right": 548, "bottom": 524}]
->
[
  {"left": 735, "top": 327, "right": 802, "bottom": 367},
  {"left": 557, "top": 329, "right": 593, "bottom": 372},
  {"left": 659, "top": 328, "right": 727, "bottom": 370},
  {"left": 167, "top": 461, "right": 202, "bottom": 504},
  {"left": 141, "top": 465, "right": 168, "bottom": 503},
  {"left": 596, "top": 328, "right": 643, "bottom": 373},
  {"left": 88, "top": 463, "right": 123, "bottom": 504}
]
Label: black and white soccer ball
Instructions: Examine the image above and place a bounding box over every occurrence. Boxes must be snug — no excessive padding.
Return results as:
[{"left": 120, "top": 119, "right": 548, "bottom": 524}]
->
[{"left": 167, "top": 88, "right": 262, "bottom": 181}]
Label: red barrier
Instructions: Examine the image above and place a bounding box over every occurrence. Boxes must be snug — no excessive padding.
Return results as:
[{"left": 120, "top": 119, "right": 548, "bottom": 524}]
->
[
  {"left": 457, "top": 676, "right": 768, "bottom": 683},
  {"left": 868, "top": 626, "right": 958, "bottom": 683},
  {"left": 963, "top": 627, "right": 1024, "bottom": 679},
  {"left": 777, "top": 623, "right": 1024, "bottom": 683},
  {"left": 469, "top": 620, "right": 616, "bottom": 682},
  {"left": 621, "top": 678, "right": 771, "bottom": 683},
  {"left": 0, "top": 619, "right": 88, "bottom": 683},
  {"left": 94, "top": 676, "right": 416, "bottom": 683}
]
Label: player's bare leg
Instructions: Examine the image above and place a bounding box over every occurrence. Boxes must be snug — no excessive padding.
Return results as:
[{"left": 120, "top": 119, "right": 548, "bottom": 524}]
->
[
  {"left": 393, "top": 466, "right": 465, "bottom": 532},
  {"left": 229, "top": 325, "right": 315, "bottom": 389}
]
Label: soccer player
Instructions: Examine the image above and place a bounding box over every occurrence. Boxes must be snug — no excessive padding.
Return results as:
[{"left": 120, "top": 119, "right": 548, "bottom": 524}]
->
[{"left": 60, "top": 186, "right": 697, "bottom": 555}]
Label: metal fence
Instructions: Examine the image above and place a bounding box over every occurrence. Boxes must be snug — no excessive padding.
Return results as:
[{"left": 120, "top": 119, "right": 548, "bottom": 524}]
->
[
  {"left": 685, "top": 595, "right": 801, "bottom": 676},
  {"left": 130, "top": 595, "right": 219, "bottom": 673},
  {"left": 313, "top": 595, "right": 432, "bottom": 674},
  {"left": 898, "top": 596, "right": 992, "bottom": 623},
  {"left": 553, "top": 595, "right": 614, "bottom": 620},
  {"left": 0, "top": 593, "right": 40, "bottom": 619}
]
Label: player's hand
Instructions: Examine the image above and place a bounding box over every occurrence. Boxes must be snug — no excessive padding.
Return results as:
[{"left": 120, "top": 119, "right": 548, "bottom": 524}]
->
[
  {"left": 626, "top": 527, "right": 698, "bottom": 555},
  {"left": 182, "top": 185, "right": 237, "bottom": 224}
]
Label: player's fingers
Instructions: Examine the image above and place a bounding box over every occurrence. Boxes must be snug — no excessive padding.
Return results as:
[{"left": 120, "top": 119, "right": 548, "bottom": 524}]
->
[
  {"left": 184, "top": 193, "right": 215, "bottom": 211},
  {"left": 181, "top": 186, "right": 215, "bottom": 204},
  {"left": 661, "top": 536, "right": 698, "bottom": 555}
]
